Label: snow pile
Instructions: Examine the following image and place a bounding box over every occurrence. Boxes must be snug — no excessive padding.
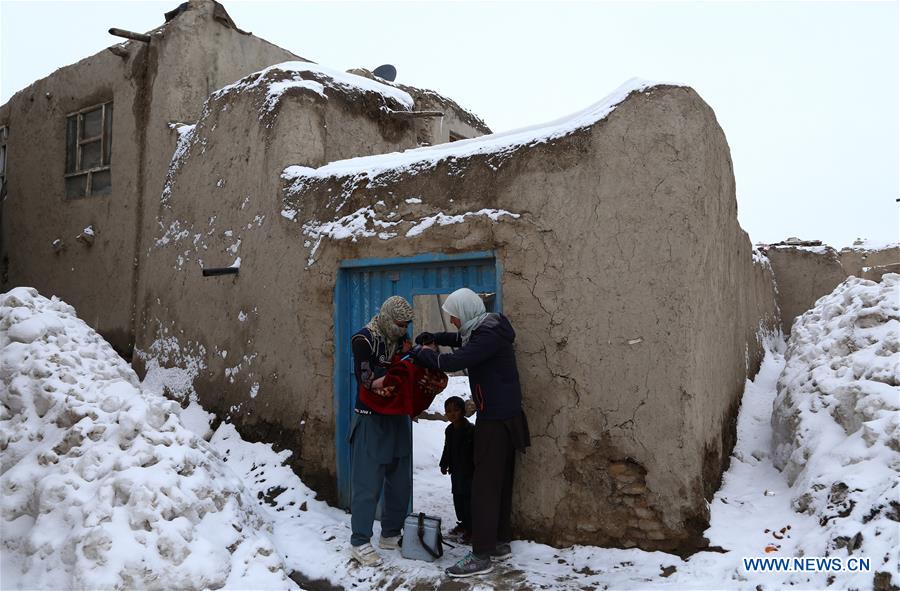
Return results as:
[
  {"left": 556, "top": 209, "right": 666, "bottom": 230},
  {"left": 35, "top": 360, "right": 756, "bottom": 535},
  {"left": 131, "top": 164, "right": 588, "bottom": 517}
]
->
[
  {"left": 198, "top": 421, "right": 355, "bottom": 588},
  {"left": 771, "top": 274, "right": 899, "bottom": 587},
  {"left": 0, "top": 288, "right": 295, "bottom": 590}
]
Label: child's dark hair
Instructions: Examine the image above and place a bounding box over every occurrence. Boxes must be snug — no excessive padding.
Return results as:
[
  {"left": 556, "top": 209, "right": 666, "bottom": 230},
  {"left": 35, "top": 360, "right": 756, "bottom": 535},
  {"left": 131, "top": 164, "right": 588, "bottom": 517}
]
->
[{"left": 444, "top": 396, "right": 465, "bottom": 412}]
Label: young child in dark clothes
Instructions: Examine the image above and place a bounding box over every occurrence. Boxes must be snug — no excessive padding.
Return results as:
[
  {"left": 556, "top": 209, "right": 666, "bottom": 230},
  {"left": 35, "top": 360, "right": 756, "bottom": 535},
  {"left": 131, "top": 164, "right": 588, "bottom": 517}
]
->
[{"left": 440, "top": 396, "right": 475, "bottom": 543}]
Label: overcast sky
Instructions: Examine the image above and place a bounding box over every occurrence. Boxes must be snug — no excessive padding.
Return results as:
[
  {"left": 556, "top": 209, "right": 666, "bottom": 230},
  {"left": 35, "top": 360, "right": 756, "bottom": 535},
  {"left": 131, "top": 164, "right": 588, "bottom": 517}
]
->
[{"left": 2, "top": 0, "right": 897, "bottom": 247}]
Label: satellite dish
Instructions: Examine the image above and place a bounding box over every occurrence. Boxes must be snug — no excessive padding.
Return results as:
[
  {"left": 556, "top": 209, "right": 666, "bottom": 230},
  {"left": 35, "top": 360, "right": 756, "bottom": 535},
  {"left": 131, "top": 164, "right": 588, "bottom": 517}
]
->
[{"left": 373, "top": 64, "right": 397, "bottom": 82}]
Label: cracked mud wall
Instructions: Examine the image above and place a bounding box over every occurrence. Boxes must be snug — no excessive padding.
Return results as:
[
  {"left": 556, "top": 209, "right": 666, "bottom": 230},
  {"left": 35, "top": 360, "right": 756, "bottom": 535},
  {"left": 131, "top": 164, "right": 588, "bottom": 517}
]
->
[
  {"left": 0, "top": 40, "right": 144, "bottom": 357},
  {"left": 483, "top": 86, "right": 778, "bottom": 553},
  {"left": 132, "top": 76, "right": 777, "bottom": 549},
  {"left": 269, "top": 84, "right": 778, "bottom": 551},
  {"left": 134, "top": 70, "right": 420, "bottom": 500},
  {"left": 838, "top": 245, "right": 900, "bottom": 281},
  {"left": 132, "top": 2, "right": 298, "bottom": 351},
  {"left": 0, "top": 0, "right": 297, "bottom": 359},
  {"left": 762, "top": 246, "right": 847, "bottom": 336}
]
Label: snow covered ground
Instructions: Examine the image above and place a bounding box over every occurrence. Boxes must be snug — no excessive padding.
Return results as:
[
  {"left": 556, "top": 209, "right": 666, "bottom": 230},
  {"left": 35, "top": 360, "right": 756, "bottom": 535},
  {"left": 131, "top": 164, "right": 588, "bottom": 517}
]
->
[{"left": 2, "top": 285, "right": 896, "bottom": 589}]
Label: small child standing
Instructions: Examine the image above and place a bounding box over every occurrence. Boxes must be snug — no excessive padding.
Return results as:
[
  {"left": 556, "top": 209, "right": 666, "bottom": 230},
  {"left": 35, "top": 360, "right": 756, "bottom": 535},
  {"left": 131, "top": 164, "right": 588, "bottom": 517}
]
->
[{"left": 440, "top": 396, "right": 475, "bottom": 543}]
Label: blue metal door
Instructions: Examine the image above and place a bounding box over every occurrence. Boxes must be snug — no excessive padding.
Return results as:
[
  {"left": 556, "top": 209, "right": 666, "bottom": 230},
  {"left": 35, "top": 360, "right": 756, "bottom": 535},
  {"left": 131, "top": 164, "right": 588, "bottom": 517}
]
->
[{"left": 333, "top": 251, "right": 500, "bottom": 508}]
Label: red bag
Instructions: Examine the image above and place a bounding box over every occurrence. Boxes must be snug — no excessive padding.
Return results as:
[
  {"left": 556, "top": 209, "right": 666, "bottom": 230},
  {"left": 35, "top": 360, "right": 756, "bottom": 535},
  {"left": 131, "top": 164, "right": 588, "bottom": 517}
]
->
[{"left": 358, "top": 356, "right": 448, "bottom": 417}]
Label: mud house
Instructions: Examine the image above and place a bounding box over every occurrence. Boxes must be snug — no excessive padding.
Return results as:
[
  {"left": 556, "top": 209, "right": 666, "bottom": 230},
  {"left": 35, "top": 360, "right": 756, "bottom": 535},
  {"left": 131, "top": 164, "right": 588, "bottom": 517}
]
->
[
  {"left": 0, "top": 0, "right": 485, "bottom": 357},
  {"left": 2, "top": 0, "right": 800, "bottom": 554},
  {"left": 0, "top": 0, "right": 300, "bottom": 354}
]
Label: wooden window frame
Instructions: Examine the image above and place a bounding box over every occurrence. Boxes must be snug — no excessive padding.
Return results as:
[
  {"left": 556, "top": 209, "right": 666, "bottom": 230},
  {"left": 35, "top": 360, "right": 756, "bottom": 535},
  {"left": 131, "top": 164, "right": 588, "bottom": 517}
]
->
[{"left": 65, "top": 101, "right": 112, "bottom": 197}]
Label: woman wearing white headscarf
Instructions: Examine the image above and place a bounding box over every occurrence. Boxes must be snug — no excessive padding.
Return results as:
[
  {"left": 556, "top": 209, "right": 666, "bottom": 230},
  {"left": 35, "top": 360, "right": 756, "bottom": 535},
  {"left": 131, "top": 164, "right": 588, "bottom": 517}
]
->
[{"left": 411, "top": 288, "right": 530, "bottom": 579}]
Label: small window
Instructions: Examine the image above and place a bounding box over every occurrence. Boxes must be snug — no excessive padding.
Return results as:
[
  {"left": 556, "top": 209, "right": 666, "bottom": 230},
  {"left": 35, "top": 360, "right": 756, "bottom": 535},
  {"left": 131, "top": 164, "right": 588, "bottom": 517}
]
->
[
  {"left": 65, "top": 101, "right": 113, "bottom": 198},
  {"left": 0, "top": 125, "right": 7, "bottom": 195},
  {"left": 448, "top": 130, "right": 467, "bottom": 142}
]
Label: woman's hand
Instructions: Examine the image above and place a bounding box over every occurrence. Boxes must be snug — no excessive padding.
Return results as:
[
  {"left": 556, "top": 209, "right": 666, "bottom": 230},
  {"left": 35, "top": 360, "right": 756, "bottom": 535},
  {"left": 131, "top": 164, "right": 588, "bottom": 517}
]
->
[{"left": 415, "top": 332, "right": 436, "bottom": 345}]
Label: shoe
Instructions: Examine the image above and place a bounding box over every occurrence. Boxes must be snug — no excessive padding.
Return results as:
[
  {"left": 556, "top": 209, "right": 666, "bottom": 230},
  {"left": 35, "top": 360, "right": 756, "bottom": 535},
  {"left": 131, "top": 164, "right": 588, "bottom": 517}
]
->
[
  {"left": 448, "top": 522, "right": 466, "bottom": 536},
  {"left": 491, "top": 543, "right": 512, "bottom": 560},
  {"left": 445, "top": 526, "right": 471, "bottom": 543},
  {"left": 378, "top": 534, "right": 400, "bottom": 550},
  {"left": 445, "top": 552, "right": 493, "bottom": 578},
  {"left": 351, "top": 542, "right": 383, "bottom": 566}
]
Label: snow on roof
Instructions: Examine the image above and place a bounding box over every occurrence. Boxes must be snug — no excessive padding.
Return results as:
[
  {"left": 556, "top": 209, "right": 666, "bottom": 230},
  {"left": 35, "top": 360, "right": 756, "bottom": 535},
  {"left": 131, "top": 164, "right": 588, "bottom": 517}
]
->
[
  {"left": 282, "top": 78, "right": 681, "bottom": 190},
  {"left": 764, "top": 238, "right": 899, "bottom": 254},
  {"left": 842, "top": 238, "right": 900, "bottom": 252},
  {"left": 769, "top": 244, "right": 834, "bottom": 255},
  {"left": 279, "top": 78, "right": 682, "bottom": 266},
  {"left": 752, "top": 247, "right": 773, "bottom": 271},
  {"left": 210, "top": 60, "right": 414, "bottom": 112}
]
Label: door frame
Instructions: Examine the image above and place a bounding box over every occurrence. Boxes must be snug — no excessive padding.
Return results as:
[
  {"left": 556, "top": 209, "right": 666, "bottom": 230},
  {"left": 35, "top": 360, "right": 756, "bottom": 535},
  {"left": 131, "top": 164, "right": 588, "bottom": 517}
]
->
[{"left": 332, "top": 250, "right": 502, "bottom": 508}]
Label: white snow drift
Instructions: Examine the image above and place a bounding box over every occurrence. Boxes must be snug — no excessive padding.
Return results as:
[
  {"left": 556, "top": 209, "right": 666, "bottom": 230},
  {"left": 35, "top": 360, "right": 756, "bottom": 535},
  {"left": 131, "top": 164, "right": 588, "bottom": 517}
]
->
[
  {"left": 772, "top": 273, "right": 899, "bottom": 586},
  {"left": 0, "top": 288, "right": 295, "bottom": 590}
]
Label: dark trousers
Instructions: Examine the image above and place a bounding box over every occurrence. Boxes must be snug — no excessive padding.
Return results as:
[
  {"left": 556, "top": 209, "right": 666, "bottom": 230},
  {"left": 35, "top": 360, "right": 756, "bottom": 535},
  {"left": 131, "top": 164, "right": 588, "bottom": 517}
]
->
[
  {"left": 451, "top": 474, "right": 472, "bottom": 531},
  {"left": 471, "top": 418, "right": 516, "bottom": 556},
  {"left": 349, "top": 413, "right": 411, "bottom": 546}
]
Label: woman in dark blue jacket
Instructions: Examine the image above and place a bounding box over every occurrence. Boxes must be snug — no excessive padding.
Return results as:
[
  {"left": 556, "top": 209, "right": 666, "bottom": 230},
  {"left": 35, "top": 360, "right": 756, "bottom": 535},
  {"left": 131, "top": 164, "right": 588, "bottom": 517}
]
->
[{"left": 412, "top": 288, "right": 530, "bottom": 579}]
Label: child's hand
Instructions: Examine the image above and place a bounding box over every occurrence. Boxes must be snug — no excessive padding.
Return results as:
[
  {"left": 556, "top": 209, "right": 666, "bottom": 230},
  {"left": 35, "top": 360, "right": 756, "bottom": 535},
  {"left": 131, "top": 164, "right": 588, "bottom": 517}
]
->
[{"left": 374, "top": 385, "right": 395, "bottom": 398}]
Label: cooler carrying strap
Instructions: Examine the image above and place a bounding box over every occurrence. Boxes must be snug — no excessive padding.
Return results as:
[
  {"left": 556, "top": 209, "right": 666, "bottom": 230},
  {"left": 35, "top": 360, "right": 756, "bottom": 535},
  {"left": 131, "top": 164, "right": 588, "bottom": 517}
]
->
[{"left": 417, "top": 512, "right": 443, "bottom": 559}]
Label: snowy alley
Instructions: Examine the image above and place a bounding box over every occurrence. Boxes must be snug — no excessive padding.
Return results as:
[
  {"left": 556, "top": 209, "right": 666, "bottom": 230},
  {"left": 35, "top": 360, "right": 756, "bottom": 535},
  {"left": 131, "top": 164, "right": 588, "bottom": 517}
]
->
[{"left": 1, "top": 277, "right": 897, "bottom": 590}]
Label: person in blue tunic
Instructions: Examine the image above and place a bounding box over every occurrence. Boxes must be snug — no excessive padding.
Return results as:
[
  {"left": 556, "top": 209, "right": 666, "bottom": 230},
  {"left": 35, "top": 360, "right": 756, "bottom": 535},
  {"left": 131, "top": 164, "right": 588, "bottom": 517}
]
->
[
  {"left": 411, "top": 287, "right": 530, "bottom": 579},
  {"left": 348, "top": 295, "right": 415, "bottom": 567}
]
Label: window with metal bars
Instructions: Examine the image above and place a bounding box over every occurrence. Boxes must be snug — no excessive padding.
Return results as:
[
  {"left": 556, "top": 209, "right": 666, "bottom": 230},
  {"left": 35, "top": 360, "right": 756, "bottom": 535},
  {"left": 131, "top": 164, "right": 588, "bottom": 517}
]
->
[{"left": 65, "top": 101, "right": 112, "bottom": 198}]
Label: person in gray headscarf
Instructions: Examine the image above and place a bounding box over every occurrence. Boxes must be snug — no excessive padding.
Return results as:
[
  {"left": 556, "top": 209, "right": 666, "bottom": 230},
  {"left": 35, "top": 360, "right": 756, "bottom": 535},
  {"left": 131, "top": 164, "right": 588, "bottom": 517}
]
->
[
  {"left": 348, "top": 295, "right": 415, "bottom": 567},
  {"left": 411, "top": 287, "right": 530, "bottom": 579}
]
